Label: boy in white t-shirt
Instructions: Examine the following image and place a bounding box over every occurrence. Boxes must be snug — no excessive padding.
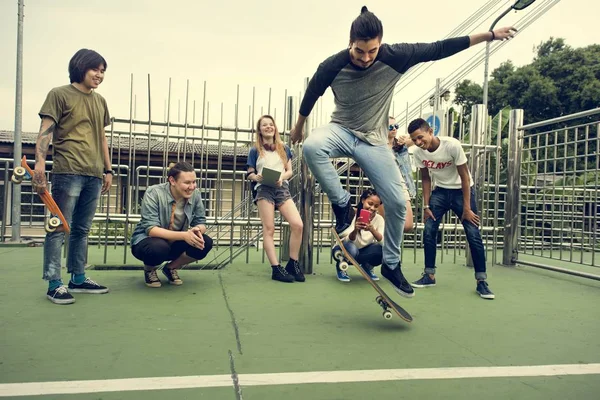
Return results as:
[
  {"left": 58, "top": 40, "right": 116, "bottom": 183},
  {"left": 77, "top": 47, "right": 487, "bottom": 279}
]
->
[{"left": 408, "top": 118, "right": 494, "bottom": 299}]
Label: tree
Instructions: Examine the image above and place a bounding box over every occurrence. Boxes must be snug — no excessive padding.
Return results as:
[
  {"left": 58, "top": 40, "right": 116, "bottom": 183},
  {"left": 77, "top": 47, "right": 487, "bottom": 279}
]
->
[
  {"left": 454, "top": 38, "right": 599, "bottom": 122},
  {"left": 535, "top": 37, "right": 566, "bottom": 58},
  {"left": 453, "top": 79, "right": 482, "bottom": 119},
  {"left": 482, "top": 38, "right": 600, "bottom": 121},
  {"left": 453, "top": 38, "right": 599, "bottom": 178}
]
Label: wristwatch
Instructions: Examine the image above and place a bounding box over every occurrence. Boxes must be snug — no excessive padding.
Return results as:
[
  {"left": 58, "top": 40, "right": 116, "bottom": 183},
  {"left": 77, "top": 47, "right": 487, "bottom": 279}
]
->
[
  {"left": 104, "top": 169, "right": 115, "bottom": 175},
  {"left": 423, "top": 205, "right": 430, "bottom": 209}
]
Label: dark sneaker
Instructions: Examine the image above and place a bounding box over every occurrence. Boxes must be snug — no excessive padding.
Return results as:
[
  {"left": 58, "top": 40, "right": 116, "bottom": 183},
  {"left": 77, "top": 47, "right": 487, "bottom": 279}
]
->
[
  {"left": 272, "top": 265, "right": 295, "bottom": 283},
  {"left": 361, "top": 264, "right": 379, "bottom": 281},
  {"left": 162, "top": 267, "right": 183, "bottom": 285},
  {"left": 68, "top": 278, "right": 109, "bottom": 294},
  {"left": 331, "top": 201, "right": 354, "bottom": 234},
  {"left": 285, "top": 260, "right": 305, "bottom": 282},
  {"left": 476, "top": 281, "right": 495, "bottom": 299},
  {"left": 336, "top": 263, "right": 351, "bottom": 282},
  {"left": 381, "top": 263, "right": 414, "bottom": 298},
  {"left": 412, "top": 273, "right": 436, "bottom": 288},
  {"left": 144, "top": 269, "right": 162, "bottom": 288},
  {"left": 46, "top": 286, "right": 75, "bottom": 305}
]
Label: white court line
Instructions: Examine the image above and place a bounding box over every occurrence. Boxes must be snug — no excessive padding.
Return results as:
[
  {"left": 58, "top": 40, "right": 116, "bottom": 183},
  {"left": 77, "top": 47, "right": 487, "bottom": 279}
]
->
[{"left": 1, "top": 364, "right": 599, "bottom": 397}]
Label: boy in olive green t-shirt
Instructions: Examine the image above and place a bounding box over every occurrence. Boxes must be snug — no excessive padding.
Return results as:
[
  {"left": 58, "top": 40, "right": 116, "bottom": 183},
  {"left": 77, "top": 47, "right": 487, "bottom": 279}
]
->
[{"left": 33, "top": 49, "right": 113, "bottom": 305}]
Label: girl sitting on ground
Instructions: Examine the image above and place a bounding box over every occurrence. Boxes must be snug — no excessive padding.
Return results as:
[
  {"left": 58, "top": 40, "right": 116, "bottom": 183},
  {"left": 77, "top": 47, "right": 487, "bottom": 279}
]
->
[{"left": 333, "top": 188, "right": 384, "bottom": 282}]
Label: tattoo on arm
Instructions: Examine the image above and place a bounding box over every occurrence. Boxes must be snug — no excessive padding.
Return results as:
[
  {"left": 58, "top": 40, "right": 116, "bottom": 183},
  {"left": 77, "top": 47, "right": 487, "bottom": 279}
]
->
[{"left": 35, "top": 122, "right": 55, "bottom": 164}]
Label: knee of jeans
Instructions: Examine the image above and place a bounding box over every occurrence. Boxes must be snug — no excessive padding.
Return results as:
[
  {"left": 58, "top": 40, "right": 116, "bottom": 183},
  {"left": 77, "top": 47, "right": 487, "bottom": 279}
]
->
[
  {"left": 302, "top": 136, "right": 324, "bottom": 163},
  {"left": 373, "top": 243, "right": 383, "bottom": 256},
  {"left": 345, "top": 242, "right": 359, "bottom": 257},
  {"left": 136, "top": 241, "right": 170, "bottom": 265},
  {"left": 144, "top": 252, "right": 169, "bottom": 266},
  {"left": 386, "top": 196, "right": 406, "bottom": 214},
  {"left": 464, "top": 224, "right": 483, "bottom": 242},
  {"left": 423, "top": 223, "right": 437, "bottom": 240},
  {"left": 186, "top": 247, "right": 204, "bottom": 260},
  {"left": 46, "top": 230, "right": 66, "bottom": 241},
  {"left": 203, "top": 235, "right": 214, "bottom": 252},
  {"left": 70, "top": 225, "right": 92, "bottom": 236},
  {"left": 69, "top": 217, "right": 96, "bottom": 235}
]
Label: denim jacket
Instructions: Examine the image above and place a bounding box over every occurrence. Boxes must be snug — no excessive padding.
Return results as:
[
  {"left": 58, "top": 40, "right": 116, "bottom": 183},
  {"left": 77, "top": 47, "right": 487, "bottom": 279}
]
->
[
  {"left": 394, "top": 146, "right": 417, "bottom": 199},
  {"left": 131, "top": 182, "right": 207, "bottom": 246}
]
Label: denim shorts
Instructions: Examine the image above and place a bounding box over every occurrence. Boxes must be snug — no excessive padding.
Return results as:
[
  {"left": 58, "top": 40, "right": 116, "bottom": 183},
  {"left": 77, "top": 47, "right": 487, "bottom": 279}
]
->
[
  {"left": 255, "top": 182, "right": 292, "bottom": 208},
  {"left": 399, "top": 175, "right": 411, "bottom": 202}
]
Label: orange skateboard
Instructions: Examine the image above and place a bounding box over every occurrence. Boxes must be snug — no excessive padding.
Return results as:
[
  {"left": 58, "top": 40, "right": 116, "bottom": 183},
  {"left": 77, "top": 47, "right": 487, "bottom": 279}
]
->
[
  {"left": 332, "top": 228, "right": 412, "bottom": 323},
  {"left": 12, "top": 156, "right": 70, "bottom": 234}
]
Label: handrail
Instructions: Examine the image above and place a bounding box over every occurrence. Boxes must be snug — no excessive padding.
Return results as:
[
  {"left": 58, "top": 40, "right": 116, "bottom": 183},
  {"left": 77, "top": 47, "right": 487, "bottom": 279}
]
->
[{"left": 520, "top": 108, "right": 600, "bottom": 131}]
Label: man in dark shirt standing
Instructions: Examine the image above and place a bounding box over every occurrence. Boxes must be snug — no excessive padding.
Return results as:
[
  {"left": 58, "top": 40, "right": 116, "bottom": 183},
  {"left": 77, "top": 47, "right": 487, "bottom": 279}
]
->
[
  {"left": 290, "top": 6, "right": 514, "bottom": 298},
  {"left": 34, "top": 49, "right": 113, "bottom": 304}
]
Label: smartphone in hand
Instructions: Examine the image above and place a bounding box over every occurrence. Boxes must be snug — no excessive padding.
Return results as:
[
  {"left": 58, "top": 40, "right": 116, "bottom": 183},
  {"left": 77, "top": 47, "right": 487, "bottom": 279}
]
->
[{"left": 358, "top": 209, "right": 371, "bottom": 225}]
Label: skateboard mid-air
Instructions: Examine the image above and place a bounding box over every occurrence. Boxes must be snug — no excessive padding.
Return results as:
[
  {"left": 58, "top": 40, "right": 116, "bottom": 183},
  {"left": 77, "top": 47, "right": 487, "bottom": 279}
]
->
[{"left": 332, "top": 228, "right": 412, "bottom": 323}]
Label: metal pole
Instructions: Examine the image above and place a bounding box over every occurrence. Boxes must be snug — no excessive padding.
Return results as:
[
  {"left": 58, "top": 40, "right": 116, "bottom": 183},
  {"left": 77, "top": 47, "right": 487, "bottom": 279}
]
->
[
  {"left": 482, "top": 41, "right": 491, "bottom": 112},
  {"left": 11, "top": 0, "right": 24, "bottom": 242},
  {"left": 299, "top": 78, "right": 314, "bottom": 273},
  {"left": 433, "top": 78, "right": 440, "bottom": 134},
  {"left": 2, "top": 162, "right": 9, "bottom": 242},
  {"left": 466, "top": 104, "right": 487, "bottom": 268},
  {"left": 502, "top": 109, "right": 524, "bottom": 266},
  {"left": 482, "top": 6, "right": 512, "bottom": 111}
]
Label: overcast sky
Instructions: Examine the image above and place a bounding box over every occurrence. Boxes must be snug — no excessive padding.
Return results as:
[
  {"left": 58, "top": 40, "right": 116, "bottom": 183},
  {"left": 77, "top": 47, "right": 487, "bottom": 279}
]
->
[{"left": 1, "top": 0, "right": 598, "bottom": 134}]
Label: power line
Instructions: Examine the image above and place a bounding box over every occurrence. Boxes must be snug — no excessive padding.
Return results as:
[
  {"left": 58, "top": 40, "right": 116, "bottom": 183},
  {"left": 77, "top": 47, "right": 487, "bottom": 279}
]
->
[{"left": 394, "top": 0, "right": 562, "bottom": 127}]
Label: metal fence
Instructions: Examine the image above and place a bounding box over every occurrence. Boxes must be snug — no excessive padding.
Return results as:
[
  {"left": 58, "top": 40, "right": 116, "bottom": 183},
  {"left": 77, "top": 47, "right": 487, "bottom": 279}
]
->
[
  {"left": 502, "top": 108, "right": 600, "bottom": 279},
  {"left": 5, "top": 78, "right": 597, "bottom": 278},
  {"left": 0, "top": 99, "right": 507, "bottom": 273}
]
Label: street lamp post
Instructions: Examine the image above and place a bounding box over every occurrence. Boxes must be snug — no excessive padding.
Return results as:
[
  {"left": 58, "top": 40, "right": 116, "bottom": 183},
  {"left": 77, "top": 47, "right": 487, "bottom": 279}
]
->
[
  {"left": 428, "top": 89, "right": 451, "bottom": 108},
  {"left": 482, "top": 0, "right": 537, "bottom": 111},
  {"left": 11, "top": 0, "right": 24, "bottom": 242},
  {"left": 428, "top": 81, "right": 451, "bottom": 136}
]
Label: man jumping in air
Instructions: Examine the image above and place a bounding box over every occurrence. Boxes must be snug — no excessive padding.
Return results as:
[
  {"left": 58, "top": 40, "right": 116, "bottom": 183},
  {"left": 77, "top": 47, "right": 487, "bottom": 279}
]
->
[{"left": 290, "top": 6, "right": 514, "bottom": 298}]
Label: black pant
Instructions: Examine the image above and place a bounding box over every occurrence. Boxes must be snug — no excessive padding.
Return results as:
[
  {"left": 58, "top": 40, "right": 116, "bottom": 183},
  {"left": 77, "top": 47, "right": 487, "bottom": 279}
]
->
[{"left": 131, "top": 235, "right": 213, "bottom": 267}]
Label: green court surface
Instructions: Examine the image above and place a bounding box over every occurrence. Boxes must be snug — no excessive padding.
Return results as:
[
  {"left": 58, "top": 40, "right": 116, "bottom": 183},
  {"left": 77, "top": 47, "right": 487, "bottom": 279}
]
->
[{"left": 0, "top": 245, "right": 599, "bottom": 399}]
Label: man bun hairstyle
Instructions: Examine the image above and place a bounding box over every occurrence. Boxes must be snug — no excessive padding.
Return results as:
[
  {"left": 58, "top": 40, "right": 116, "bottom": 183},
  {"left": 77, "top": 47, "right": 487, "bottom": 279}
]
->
[
  {"left": 167, "top": 161, "right": 195, "bottom": 180},
  {"left": 408, "top": 118, "right": 431, "bottom": 134},
  {"left": 350, "top": 6, "right": 383, "bottom": 42}
]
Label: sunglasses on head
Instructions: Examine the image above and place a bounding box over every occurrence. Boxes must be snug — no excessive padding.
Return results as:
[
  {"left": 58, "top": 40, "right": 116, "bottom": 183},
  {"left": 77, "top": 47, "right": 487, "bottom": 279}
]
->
[{"left": 388, "top": 124, "right": 399, "bottom": 131}]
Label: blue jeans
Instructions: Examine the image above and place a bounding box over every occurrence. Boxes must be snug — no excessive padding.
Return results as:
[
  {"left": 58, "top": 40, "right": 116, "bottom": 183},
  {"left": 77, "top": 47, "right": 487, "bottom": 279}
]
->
[
  {"left": 423, "top": 187, "right": 487, "bottom": 280},
  {"left": 394, "top": 149, "right": 416, "bottom": 199},
  {"left": 43, "top": 174, "right": 102, "bottom": 281},
  {"left": 303, "top": 123, "right": 406, "bottom": 267},
  {"left": 333, "top": 242, "right": 383, "bottom": 267}
]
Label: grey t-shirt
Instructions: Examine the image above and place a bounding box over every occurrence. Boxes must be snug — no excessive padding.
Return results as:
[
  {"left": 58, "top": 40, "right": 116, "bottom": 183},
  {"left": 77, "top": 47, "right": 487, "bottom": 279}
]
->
[
  {"left": 299, "top": 37, "right": 470, "bottom": 146},
  {"left": 171, "top": 198, "right": 188, "bottom": 232}
]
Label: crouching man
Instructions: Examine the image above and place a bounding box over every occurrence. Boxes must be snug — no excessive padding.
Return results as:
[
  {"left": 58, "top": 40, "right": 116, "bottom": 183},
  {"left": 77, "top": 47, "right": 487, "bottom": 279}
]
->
[{"left": 131, "top": 162, "right": 213, "bottom": 287}]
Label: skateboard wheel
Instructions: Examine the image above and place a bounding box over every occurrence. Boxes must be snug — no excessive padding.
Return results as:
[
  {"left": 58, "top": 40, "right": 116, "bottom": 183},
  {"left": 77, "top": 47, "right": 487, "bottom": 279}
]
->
[
  {"left": 376, "top": 295, "right": 383, "bottom": 305},
  {"left": 48, "top": 217, "right": 61, "bottom": 229},
  {"left": 339, "top": 261, "right": 349, "bottom": 271},
  {"left": 383, "top": 310, "right": 393, "bottom": 320},
  {"left": 11, "top": 175, "right": 23, "bottom": 184},
  {"left": 332, "top": 249, "right": 343, "bottom": 261},
  {"left": 44, "top": 223, "right": 57, "bottom": 233},
  {"left": 13, "top": 166, "right": 26, "bottom": 179}
]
